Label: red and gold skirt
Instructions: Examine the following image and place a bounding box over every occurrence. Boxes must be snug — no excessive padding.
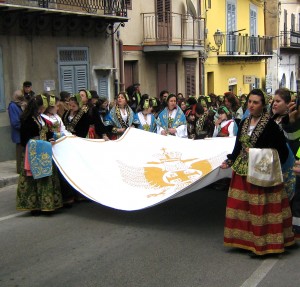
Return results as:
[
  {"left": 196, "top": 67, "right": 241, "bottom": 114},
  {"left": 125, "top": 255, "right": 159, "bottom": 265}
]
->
[{"left": 224, "top": 172, "right": 295, "bottom": 255}]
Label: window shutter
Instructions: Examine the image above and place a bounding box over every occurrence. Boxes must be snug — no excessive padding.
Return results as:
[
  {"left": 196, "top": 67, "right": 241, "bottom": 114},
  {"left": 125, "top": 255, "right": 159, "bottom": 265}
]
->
[
  {"left": 99, "top": 76, "right": 109, "bottom": 98},
  {"left": 125, "top": 0, "right": 132, "bottom": 10},
  {"left": 60, "top": 66, "right": 74, "bottom": 94},
  {"left": 58, "top": 47, "right": 89, "bottom": 94},
  {"left": 250, "top": 9, "right": 257, "bottom": 36},
  {"left": 291, "top": 14, "right": 295, "bottom": 31},
  {"left": 0, "top": 47, "right": 5, "bottom": 112},
  {"left": 227, "top": 2, "right": 236, "bottom": 32},
  {"left": 75, "top": 65, "right": 88, "bottom": 92},
  {"left": 165, "top": 0, "right": 171, "bottom": 12},
  {"left": 184, "top": 59, "right": 196, "bottom": 96},
  {"left": 157, "top": 0, "right": 164, "bottom": 22}
]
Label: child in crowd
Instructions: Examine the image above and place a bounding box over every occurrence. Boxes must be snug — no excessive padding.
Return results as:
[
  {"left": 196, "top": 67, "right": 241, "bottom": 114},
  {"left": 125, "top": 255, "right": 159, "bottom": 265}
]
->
[
  {"left": 213, "top": 106, "right": 237, "bottom": 137},
  {"left": 185, "top": 109, "right": 196, "bottom": 139}
]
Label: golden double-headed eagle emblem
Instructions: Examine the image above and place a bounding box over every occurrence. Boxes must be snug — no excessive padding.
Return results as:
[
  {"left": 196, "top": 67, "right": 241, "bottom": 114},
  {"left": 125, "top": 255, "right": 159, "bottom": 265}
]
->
[{"left": 117, "top": 147, "right": 219, "bottom": 198}]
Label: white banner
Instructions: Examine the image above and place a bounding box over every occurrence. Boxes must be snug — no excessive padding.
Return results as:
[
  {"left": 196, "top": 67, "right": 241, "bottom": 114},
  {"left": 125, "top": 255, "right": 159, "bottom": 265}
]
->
[{"left": 52, "top": 128, "right": 235, "bottom": 211}]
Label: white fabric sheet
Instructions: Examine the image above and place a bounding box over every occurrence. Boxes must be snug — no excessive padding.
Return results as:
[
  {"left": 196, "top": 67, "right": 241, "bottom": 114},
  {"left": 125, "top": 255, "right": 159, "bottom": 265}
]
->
[{"left": 52, "top": 128, "right": 235, "bottom": 211}]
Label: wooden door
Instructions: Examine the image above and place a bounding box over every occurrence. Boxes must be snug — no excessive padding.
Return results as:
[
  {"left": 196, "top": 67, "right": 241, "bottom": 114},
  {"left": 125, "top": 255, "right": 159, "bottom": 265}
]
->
[{"left": 157, "top": 62, "right": 177, "bottom": 95}]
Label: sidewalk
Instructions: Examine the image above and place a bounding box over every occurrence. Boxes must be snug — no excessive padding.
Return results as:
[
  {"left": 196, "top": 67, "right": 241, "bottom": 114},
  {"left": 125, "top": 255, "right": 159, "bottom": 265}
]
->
[{"left": 0, "top": 160, "right": 19, "bottom": 188}]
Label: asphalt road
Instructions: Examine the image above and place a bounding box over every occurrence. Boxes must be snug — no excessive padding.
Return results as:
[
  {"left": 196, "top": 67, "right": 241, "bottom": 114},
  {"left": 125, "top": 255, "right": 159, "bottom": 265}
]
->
[{"left": 0, "top": 182, "right": 300, "bottom": 287}]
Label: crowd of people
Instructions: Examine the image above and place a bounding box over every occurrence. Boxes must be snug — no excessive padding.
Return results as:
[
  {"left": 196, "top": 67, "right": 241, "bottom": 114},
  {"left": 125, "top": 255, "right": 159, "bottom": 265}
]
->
[{"left": 7, "top": 80, "right": 300, "bottom": 257}]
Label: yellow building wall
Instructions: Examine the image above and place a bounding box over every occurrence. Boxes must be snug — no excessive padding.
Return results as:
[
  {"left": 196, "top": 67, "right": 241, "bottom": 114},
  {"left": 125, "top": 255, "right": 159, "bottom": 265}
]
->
[{"left": 204, "top": 0, "right": 266, "bottom": 95}]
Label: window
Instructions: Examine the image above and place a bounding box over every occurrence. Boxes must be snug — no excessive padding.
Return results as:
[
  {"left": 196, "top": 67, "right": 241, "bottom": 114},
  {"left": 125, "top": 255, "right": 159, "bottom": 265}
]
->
[
  {"left": 125, "top": 0, "right": 132, "bottom": 10},
  {"left": 298, "top": 56, "right": 300, "bottom": 79},
  {"left": 291, "top": 13, "right": 295, "bottom": 31},
  {"left": 157, "top": 0, "right": 171, "bottom": 23},
  {"left": 97, "top": 71, "right": 110, "bottom": 98},
  {"left": 227, "top": 1, "right": 236, "bottom": 33},
  {"left": 280, "top": 73, "right": 286, "bottom": 88},
  {"left": 207, "top": 0, "right": 211, "bottom": 9},
  {"left": 250, "top": 4, "right": 258, "bottom": 53},
  {"left": 284, "top": 10, "right": 287, "bottom": 46},
  {"left": 290, "top": 71, "right": 295, "bottom": 91},
  {"left": 184, "top": 59, "right": 196, "bottom": 97},
  {"left": 226, "top": 0, "right": 236, "bottom": 53},
  {"left": 0, "top": 47, "right": 5, "bottom": 112},
  {"left": 124, "top": 61, "right": 138, "bottom": 90},
  {"left": 284, "top": 9, "right": 287, "bottom": 33},
  {"left": 250, "top": 4, "right": 257, "bottom": 36},
  {"left": 58, "top": 47, "right": 89, "bottom": 94}
]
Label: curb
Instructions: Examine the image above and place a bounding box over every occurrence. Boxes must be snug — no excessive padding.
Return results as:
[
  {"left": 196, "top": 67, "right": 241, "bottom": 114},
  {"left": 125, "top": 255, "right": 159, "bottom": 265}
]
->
[{"left": 0, "top": 176, "right": 19, "bottom": 189}]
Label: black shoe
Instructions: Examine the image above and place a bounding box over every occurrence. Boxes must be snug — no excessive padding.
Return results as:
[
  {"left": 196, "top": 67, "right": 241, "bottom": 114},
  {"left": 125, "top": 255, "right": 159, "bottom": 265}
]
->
[
  {"left": 41, "top": 211, "right": 55, "bottom": 216},
  {"left": 30, "top": 210, "right": 41, "bottom": 216},
  {"left": 63, "top": 203, "right": 73, "bottom": 208}
]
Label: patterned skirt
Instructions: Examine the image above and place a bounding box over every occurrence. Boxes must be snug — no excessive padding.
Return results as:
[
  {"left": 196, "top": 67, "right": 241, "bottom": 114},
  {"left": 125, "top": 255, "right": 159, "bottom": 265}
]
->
[
  {"left": 224, "top": 172, "right": 295, "bottom": 255},
  {"left": 17, "top": 154, "right": 63, "bottom": 212}
]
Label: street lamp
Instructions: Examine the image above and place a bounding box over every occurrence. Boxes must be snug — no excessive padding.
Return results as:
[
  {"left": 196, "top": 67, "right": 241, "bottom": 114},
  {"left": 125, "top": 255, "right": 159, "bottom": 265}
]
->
[{"left": 206, "top": 29, "right": 224, "bottom": 54}]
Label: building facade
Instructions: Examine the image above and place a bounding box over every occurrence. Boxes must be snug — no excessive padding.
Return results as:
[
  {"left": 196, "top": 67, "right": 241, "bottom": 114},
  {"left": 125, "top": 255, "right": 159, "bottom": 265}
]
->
[
  {"left": 0, "top": 0, "right": 127, "bottom": 161},
  {"left": 120, "top": 0, "right": 205, "bottom": 98},
  {"left": 204, "top": 0, "right": 272, "bottom": 96},
  {"left": 266, "top": 0, "right": 300, "bottom": 93}
]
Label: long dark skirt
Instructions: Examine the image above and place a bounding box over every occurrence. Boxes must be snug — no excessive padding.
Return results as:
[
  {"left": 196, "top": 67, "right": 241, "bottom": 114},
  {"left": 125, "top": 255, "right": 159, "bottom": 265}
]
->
[{"left": 16, "top": 154, "right": 63, "bottom": 212}]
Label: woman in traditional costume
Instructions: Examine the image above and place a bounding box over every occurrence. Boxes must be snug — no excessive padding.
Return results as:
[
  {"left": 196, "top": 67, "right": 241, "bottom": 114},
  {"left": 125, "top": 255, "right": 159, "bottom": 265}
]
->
[
  {"left": 178, "top": 98, "right": 188, "bottom": 115},
  {"left": 91, "top": 96, "right": 110, "bottom": 140},
  {"left": 221, "top": 88, "right": 295, "bottom": 256},
  {"left": 79, "top": 89, "right": 97, "bottom": 138},
  {"left": 137, "top": 94, "right": 157, "bottom": 133},
  {"left": 62, "top": 95, "right": 90, "bottom": 138},
  {"left": 194, "top": 103, "right": 214, "bottom": 139},
  {"left": 42, "top": 94, "right": 71, "bottom": 139},
  {"left": 156, "top": 94, "right": 187, "bottom": 138},
  {"left": 57, "top": 91, "right": 70, "bottom": 118},
  {"left": 104, "top": 92, "right": 140, "bottom": 140},
  {"left": 17, "top": 95, "right": 63, "bottom": 215},
  {"left": 213, "top": 106, "right": 237, "bottom": 137},
  {"left": 224, "top": 92, "right": 244, "bottom": 126},
  {"left": 270, "top": 88, "right": 296, "bottom": 201},
  {"left": 61, "top": 95, "right": 91, "bottom": 203}
]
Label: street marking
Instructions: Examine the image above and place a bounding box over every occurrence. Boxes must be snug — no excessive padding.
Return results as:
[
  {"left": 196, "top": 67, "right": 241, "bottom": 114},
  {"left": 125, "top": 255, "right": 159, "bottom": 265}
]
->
[
  {"left": 240, "top": 258, "right": 278, "bottom": 287},
  {"left": 0, "top": 212, "right": 26, "bottom": 222}
]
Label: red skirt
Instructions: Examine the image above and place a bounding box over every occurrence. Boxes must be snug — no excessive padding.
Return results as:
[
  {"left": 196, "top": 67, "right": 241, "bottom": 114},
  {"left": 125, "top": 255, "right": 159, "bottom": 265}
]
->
[{"left": 224, "top": 172, "right": 295, "bottom": 255}]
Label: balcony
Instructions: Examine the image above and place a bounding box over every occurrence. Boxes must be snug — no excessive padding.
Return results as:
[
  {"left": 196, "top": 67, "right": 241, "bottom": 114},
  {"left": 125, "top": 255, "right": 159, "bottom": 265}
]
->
[
  {"left": 0, "top": 0, "right": 128, "bottom": 19},
  {"left": 211, "top": 32, "right": 273, "bottom": 62},
  {"left": 280, "top": 31, "right": 300, "bottom": 51},
  {"left": 0, "top": 0, "right": 128, "bottom": 36},
  {"left": 142, "top": 12, "right": 205, "bottom": 52}
]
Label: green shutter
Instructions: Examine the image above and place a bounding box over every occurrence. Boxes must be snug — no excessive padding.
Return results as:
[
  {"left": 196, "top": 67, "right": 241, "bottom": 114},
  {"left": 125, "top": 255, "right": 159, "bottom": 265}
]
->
[
  {"left": 75, "top": 65, "right": 88, "bottom": 92},
  {"left": 60, "top": 66, "right": 74, "bottom": 94}
]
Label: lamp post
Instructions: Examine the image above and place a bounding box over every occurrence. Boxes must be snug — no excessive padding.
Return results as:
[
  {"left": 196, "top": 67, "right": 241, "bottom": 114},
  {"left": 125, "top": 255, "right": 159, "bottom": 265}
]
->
[
  {"left": 213, "top": 29, "right": 224, "bottom": 51},
  {"left": 206, "top": 29, "right": 224, "bottom": 54}
]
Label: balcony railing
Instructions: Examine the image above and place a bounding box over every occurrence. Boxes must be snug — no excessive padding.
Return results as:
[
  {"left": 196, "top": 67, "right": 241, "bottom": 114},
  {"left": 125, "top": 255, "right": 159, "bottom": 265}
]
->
[
  {"left": 3, "top": 0, "right": 128, "bottom": 16},
  {"left": 142, "top": 12, "right": 205, "bottom": 47},
  {"left": 217, "top": 33, "right": 273, "bottom": 56},
  {"left": 280, "top": 30, "right": 300, "bottom": 48}
]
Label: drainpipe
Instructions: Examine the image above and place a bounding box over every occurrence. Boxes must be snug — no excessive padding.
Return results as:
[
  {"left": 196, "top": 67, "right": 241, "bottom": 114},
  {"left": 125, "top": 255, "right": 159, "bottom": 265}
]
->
[
  {"left": 264, "top": 1, "right": 268, "bottom": 88},
  {"left": 119, "top": 37, "right": 125, "bottom": 92},
  {"left": 199, "top": 0, "right": 205, "bottom": 95},
  {"left": 112, "top": 25, "right": 118, "bottom": 99}
]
